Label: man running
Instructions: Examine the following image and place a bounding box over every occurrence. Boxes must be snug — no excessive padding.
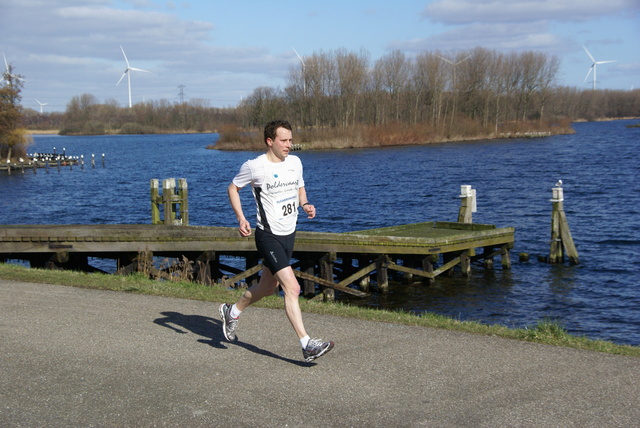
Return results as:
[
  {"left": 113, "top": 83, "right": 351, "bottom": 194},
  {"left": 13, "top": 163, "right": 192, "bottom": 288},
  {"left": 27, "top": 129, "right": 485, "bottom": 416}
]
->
[{"left": 219, "top": 119, "right": 334, "bottom": 362}]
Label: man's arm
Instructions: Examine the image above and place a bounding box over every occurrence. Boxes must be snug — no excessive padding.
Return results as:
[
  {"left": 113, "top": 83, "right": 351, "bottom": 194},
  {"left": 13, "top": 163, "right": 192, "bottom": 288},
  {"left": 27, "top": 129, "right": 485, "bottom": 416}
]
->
[
  {"left": 228, "top": 182, "right": 252, "bottom": 236},
  {"left": 298, "top": 187, "right": 316, "bottom": 219}
]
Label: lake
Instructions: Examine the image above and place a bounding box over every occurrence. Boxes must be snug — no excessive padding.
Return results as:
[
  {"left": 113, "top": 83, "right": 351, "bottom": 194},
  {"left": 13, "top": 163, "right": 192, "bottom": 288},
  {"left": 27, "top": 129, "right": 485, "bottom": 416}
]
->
[{"left": 1, "top": 120, "right": 639, "bottom": 346}]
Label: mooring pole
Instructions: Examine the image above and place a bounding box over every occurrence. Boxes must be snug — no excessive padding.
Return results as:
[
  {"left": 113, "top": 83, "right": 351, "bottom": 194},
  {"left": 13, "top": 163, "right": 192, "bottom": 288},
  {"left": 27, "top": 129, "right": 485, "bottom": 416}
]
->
[
  {"left": 150, "top": 179, "right": 161, "bottom": 224},
  {"left": 178, "top": 178, "right": 189, "bottom": 225},
  {"left": 458, "top": 185, "right": 477, "bottom": 257},
  {"left": 162, "top": 178, "right": 176, "bottom": 225},
  {"left": 549, "top": 181, "right": 579, "bottom": 265},
  {"left": 458, "top": 184, "right": 476, "bottom": 223}
]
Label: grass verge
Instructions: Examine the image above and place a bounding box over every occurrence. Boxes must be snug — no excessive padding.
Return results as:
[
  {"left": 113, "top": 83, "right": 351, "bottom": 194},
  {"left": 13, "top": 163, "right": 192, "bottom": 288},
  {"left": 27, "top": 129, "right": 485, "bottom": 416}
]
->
[{"left": 1, "top": 263, "right": 637, "bottom": 357}]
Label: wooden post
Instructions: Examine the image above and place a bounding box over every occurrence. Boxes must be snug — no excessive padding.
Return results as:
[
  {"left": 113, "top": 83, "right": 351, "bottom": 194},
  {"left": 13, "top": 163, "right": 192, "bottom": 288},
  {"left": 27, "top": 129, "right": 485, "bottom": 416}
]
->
[
  {"left": 458, "top": 185, "right": 477, "bottom": 257},
  {"left": 150, "top": 179, "right": 161, "bottom": 224},
  {"left": 501, "top": 244, "right": 511, "bottom": 269},
  {"left": 163, "top": 178, "right": 176, "bottom": 225},
  {"left": 549, "top": 182, "right": 579, "bottom": 265},
  {"left": 376, "top": 255, "right": 389, "bottom": 292},
  {"left": 460, "top": 250, "right": 471, "bottom": 277},
  {"left": 320, "top": 253, "right": 336, "bottom": 301},
  {"left": 178, "top": 178, "right": 189, "bottom": 225},
  {"left": 458, "top": 185, "right": 476, "bottom": 223},
  {"left": 422, "top": 255, "right": 436, "bottom": 286},
  {"left": 300, "top": 257, "right": 316, "bottom": 297}
]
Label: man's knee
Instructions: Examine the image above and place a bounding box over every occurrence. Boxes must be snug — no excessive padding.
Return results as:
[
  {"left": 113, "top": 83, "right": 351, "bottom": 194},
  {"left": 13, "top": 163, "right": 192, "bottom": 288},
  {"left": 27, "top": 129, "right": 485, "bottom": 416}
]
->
[{"left": 275, "top": 269, "right": 300, "bottom": 295}]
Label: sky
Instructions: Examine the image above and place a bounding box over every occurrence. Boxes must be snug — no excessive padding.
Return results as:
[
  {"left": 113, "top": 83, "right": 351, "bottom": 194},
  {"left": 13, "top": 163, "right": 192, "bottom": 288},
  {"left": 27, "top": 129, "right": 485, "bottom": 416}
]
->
[{"left": 1, "top": 0, "right": 639, "bottom": 112}]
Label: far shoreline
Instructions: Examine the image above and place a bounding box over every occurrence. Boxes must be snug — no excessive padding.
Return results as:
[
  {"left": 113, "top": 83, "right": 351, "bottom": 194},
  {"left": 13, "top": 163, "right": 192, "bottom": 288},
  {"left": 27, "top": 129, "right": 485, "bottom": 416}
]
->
[{"left": 24, "top": 116, "right": 639, "bottom": 152}]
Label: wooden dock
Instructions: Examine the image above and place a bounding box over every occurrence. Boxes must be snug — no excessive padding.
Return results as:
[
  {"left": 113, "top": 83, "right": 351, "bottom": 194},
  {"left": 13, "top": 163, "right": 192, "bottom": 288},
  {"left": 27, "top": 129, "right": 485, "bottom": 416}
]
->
[{"left": 0, "top": 221, "right": 514, "bottom": 299}]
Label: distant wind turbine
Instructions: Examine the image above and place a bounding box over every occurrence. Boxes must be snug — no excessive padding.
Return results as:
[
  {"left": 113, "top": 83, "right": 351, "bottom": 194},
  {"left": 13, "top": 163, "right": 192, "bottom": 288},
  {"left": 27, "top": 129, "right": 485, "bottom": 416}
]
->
[
  {"left": 438, "top": 54, "right": 471, "bottom": 68},
  {"left": 438, "top": 54, "right": 471, "bottom": 126},
  {"left": 3, "top": 52, "right": 25, "bottom": 84},
  {"left": 116, "top": 45, "right": 150, "bottom": 108},
  {"left": 583, "top": 46, "right": 615, "bottom": 90},
  {"left": 35, "top": 99, "right": 48, "bottom": 113},
  {"left": 292, "top": 46, "right": 306, "bottom": 94},
  {"left": 438, "top": 54, "right": 471, "bottom": 88}
]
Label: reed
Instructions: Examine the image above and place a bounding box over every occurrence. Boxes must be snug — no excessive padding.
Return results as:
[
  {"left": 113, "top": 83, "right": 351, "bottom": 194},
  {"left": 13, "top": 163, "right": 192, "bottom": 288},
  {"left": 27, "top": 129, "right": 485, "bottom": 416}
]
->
[{"left": 211, "top": 119, "right": 574, "bottom": 151}]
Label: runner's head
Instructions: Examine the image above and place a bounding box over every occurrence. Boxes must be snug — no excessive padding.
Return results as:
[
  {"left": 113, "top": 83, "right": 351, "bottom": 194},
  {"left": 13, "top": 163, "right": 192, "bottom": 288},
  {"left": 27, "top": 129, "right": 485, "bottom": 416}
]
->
[{"left": 264, "top": 120, "right": 292, "bottom": 145}]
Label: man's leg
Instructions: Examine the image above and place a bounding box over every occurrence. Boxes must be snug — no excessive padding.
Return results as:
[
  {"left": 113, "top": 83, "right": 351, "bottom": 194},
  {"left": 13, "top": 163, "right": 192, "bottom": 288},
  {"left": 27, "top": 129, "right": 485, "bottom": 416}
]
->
[
  {"left": 274, "top": 266, "right": 334, "bottom": 361},
  {"left": 273, "top": 266, "right": 307, "bottom": 339},
  {"left": 236, "top": 266, "right": 279, "bottom": 310},
  {"left": 220, "top": 267, "right": 278, "bottom": 341}
]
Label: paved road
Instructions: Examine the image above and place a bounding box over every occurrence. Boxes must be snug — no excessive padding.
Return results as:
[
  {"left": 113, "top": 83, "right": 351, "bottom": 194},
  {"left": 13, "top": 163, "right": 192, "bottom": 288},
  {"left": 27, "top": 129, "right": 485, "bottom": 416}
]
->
[{"left": 1, "top": 279, "right": 638, "bottom": 427}]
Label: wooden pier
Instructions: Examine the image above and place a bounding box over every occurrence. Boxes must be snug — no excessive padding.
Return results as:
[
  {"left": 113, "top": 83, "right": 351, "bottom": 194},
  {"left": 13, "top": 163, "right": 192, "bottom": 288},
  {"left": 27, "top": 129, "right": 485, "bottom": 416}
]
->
[{"left": 0, "top": 221, "right": 514, "bottom": 299}]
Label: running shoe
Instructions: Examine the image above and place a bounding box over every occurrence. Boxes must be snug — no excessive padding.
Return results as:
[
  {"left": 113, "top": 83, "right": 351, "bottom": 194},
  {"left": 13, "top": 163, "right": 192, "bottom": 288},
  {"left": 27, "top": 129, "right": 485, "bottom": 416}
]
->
[
  {"left": 219, "top": 303, "right": 238, "bottom": 341},
  {"left": 302, "top": 338, "right": 334, "bottom": 362}
]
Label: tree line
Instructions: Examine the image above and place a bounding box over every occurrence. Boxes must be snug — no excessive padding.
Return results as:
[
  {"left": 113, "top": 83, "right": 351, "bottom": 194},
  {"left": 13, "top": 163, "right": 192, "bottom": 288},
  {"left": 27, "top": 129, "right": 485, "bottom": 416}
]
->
[
  {"left": 238, "top": 47, "right": 639, "bottom": 131},
  {"left": 5, "top": 46, "right": 640, "bottom": 156}
]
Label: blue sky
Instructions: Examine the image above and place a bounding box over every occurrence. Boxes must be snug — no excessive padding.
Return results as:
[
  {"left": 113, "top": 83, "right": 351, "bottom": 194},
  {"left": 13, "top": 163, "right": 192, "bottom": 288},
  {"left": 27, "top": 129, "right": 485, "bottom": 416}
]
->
[{"left": 1, "top": 0, "right": 638, "bottom": 112}]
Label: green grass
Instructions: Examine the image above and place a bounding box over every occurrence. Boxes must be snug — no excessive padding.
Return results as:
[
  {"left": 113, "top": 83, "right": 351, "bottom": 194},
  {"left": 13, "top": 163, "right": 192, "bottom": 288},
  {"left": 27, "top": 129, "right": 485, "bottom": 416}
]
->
[{"left": 1, "top": 262, "right": 638, "bottom": 357}]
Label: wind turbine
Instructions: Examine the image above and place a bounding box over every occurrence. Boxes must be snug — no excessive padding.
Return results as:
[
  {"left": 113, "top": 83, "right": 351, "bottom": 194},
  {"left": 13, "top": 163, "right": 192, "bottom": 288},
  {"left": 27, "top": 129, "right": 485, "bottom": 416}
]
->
[
  {"left": 292, "top": 46, "right": 306, "bottom": 94},
  {"left": 116, "top": 45, "right": 150, "bottom": 108},
  {"left": 3, "top": 52, "right": 25, "bottom": 84},
  {"left": 583, "top": 46, "right": 615, "bottom": 90},
  {"left": 35, "top": 99, "right": 48, "bottom": 113},
  {"left": 438, "top": 54, "right": 471, "bottom": 127},
  {"left": 438, "top": 54, "right": 471, "bottom": 89}
]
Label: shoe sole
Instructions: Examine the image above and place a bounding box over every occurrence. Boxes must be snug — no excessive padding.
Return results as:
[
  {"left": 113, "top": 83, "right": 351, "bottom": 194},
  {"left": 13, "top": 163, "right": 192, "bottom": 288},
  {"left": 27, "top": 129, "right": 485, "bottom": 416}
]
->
[
  {"left": 219, "top": 304, "right": 235, "bottom": 341},
  {"left": 304, "top": 341, "right": 334, "bottom": 362}
]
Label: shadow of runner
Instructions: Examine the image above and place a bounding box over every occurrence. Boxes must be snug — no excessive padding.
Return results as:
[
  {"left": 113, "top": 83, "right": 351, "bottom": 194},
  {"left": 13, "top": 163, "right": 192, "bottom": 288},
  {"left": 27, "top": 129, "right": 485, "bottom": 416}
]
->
[
  {"left": 153, "top": 311, "right": 315, "bottom": 366},
  {"left": 153, "top": 311, "right": 226, "bottom": 349},
  {"left": 231, "top": 340, "right": 315, "bottom": 367}
]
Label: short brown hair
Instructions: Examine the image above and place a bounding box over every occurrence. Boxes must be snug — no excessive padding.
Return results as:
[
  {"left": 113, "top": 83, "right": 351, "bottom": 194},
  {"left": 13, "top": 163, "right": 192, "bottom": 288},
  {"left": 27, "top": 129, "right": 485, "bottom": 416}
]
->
[{"left": 264, "top": 120, "right": 292, "bottom": 145}]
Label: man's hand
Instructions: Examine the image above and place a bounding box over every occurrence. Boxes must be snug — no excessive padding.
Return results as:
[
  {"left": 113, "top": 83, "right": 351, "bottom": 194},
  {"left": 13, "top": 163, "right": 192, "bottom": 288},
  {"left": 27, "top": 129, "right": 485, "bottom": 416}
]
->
[
  {"left": 238, "top": 219, "right": 252, "bottom": 237},
  {"left": 303, "top": 203, "right": 316, "bottom": 219}
]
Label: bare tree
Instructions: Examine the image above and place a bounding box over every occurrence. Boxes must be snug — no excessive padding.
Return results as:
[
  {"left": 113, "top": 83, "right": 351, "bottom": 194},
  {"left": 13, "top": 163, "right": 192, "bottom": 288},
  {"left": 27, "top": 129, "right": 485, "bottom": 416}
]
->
[
  {"left": 373, "top": 50, "right": 411, "bottom": 124},
  {"left": 335, "top": 48, "right": 370, "bottom": 127},
  {"left": 412, "top": 52, "right": 446, "bottom": 126}
]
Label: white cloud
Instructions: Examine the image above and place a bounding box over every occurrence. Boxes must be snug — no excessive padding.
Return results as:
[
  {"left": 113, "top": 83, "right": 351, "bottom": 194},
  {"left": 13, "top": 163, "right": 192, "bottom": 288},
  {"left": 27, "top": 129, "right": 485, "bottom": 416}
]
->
[
  {"left": 422, "top": 0, "right": 639, "bottom": 24},
  {"left": 395, "top": 21, "right": 568, "bottom": 53}
]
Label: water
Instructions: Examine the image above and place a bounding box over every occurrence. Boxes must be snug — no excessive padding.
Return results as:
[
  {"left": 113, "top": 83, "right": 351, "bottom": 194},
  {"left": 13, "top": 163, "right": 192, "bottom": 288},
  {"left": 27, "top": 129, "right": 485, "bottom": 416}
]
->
[{"left": 2, "top": 121, "right": 639, "bottom": 346}]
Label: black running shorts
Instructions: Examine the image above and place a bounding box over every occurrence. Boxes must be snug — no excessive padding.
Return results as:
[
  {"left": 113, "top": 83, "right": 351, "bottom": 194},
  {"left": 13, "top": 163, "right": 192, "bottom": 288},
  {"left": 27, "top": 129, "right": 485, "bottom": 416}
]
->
[{"left": 255, "top": 228, "right": 296, "bottom": 274}]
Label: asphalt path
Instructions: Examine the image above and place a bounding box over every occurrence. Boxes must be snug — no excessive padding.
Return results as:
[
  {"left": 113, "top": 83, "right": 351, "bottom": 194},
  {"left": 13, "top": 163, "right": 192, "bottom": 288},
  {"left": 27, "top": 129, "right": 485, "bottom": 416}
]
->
[{"left": 1, "top": 279, "right": 638, "bottom": 427}]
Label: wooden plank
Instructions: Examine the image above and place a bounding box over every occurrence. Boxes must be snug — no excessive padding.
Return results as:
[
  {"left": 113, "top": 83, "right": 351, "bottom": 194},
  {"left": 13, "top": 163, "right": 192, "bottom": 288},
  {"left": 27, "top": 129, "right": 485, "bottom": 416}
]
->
[
  {"left": 432, "top": 256, "right": 461, "bottom": 277},
  {"left": 221, "top": 263, "right": 263, "bottom": 287},
  {"left": 337, "top": 262, "right": 378, "bottom": 287},
  {"left": 386, "top": 261, "right": 435, "bottom": 279},
  {"left": 293, "top": 269, "right": 370, "bottom": 297}
]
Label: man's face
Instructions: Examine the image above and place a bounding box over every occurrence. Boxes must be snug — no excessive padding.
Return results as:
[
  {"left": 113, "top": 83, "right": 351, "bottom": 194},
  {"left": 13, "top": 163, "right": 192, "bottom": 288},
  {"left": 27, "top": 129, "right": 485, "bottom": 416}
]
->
[{"left": 267, "top": 127, "right": 293, "bottom": 161}]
